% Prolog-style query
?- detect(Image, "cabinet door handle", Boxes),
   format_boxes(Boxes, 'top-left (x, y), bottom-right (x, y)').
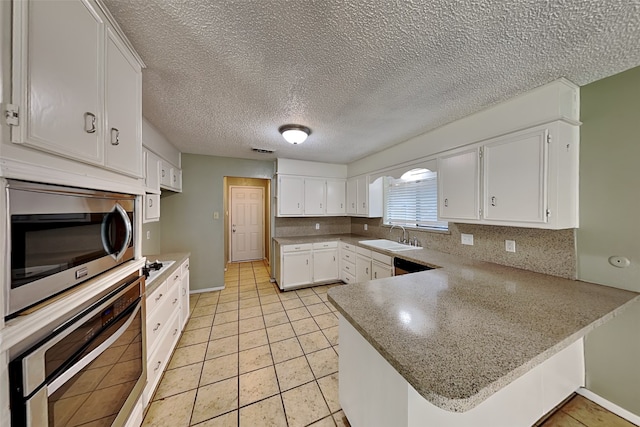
top-left (174, 274), bottom-right (180, 280)
top-left (444, 198), bottom-right (448, 207)
top-left (333, 256), bottom-right (336, 261)
top-left (153, 322), bottom-right (161, 332)
top-left (341, 203), bottom-right (343, 208)
top-left (374, 271), bottom-right (377, 279)
top-left (173, 298), bottom-right (178, 305)
top-left (182, 288), bottom-right (187, 296)
top-left (154, 361), bottom-right (162, 372)
top-left (84, 112), bottom-right (96, 133)
top-left (366, 267), bottom-right (369, 275)
top-left (173, 175), bottom-right (177, 183)
top-left (110, 127), bottom-right (120, 145)
top-left (173, 328), bottom-right (178, 336)
top-left (148, 198), bottom-right (153, 207)
top-left (491, 196), bottom-right (497, 207)
top-left (155, 293), bottom-right (163, 302)
top-left (306, 259), bottom-right (309, 265)
top-left (362, 202), bottom-right (365, 208)
top-left (162, 169), bottom-right (166, 177)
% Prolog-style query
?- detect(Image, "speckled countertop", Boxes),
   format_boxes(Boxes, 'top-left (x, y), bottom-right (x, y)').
top-left (275, 235), bottom-right (640, 412)
top-left (143, 252), bottom-right (190, 295)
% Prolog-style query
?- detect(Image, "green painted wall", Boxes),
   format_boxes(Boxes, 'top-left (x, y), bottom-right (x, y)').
top-left (160, 154), bottom-right (274, 291)
top-left (578, 66), bottom-right (640, 416)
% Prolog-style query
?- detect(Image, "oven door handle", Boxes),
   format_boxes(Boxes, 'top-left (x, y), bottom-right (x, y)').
top-left (101, 202), bottom-right (133, 261)
top-left (47, 300), bottom-right (141, 396)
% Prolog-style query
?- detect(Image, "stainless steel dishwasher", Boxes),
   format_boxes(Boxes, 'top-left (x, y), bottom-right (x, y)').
top-left (393, 257), bottom-right (433, 275)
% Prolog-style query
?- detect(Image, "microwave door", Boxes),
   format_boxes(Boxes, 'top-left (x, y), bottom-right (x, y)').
top-left (101, 203), bottom-right (133, 262)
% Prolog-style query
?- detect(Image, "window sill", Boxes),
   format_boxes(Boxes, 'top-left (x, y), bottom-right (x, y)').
top-left (382, 224), bottom-right (451, 235)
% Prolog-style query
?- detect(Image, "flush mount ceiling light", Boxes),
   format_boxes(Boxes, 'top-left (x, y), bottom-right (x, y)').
top-left (278, 124), bottom-right (311, 145)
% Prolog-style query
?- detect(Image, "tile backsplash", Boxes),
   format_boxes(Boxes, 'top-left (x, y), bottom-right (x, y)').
top-left (351, 218), bottom-right (576, 279)
top-left (274, 217), bottom-right (351, 237)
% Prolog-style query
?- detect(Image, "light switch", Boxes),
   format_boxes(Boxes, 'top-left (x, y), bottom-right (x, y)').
top-left (315, 223), bottom-right (320, 230)
top-left (461, 234), bottom-right (474, 245)
top-left (146, 230), bottom-right (151, 240)
top-left (364, 224), bottom-right (368, 231)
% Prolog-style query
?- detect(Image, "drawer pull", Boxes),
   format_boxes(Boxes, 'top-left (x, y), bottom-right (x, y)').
top-left (173, 328), bottom-right (179, 336)
top-left (153, 322), bottom-right (161, 332)
top-left (182, 288), bottom-right (187, 296)
top-left (174, 274), bottom-right (179, 280)
top-left (155, 293), bottom-right (164, 302)
top-left (173, 298), bottom-right (178, 305)
top-left (154, 361), bottom-right (162, 372)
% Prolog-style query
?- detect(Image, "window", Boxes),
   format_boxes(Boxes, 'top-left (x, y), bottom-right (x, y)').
top-left (384, 168), bottom-right (448, 230)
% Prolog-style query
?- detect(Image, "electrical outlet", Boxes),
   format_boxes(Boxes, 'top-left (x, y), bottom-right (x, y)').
top-left (315, 223), bottom-right (320, 230)
top-left (146, 231), bottom-right (151, 240)
top-left (461, 234), bottom-right (474, 245)
top-left (213, 211), bottom-right (219, 219)
top-left (364, 224), bottom-right (368, 231)
top-left (505, 240), bottom-right (516, 253)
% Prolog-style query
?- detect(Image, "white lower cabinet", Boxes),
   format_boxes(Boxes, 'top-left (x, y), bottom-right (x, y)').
top-left (372, 261), bottom-right (393, 280)
top-left (281, 248), bottom-right (313, 289)
top-left (278, 242), bottom-right (341, 290)
top-left (312, 242), bottom-right (339, 283)
top-left (356, 253), bottom-right (372, 283)
top-left (143, 258), bottom-right (190, 407)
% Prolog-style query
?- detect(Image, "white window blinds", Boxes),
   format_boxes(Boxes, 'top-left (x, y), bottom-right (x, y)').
top-left (384, 169), bottom-right (448, 230)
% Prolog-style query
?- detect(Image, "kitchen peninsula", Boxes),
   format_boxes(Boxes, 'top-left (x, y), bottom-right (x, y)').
top-left (326, 245), bottom-right (639, 427)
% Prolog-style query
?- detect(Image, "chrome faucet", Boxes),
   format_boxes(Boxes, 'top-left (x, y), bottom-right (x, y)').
top-left (389, 225), bottom-right (407, 244)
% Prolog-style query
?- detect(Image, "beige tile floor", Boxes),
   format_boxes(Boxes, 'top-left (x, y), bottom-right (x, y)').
top-left (143, 260), bottom-right (350, 427)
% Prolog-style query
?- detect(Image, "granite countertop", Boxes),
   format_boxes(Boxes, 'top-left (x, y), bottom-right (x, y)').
top-left (143, 252), bottom-right (190, 295)
top-left (317, 237), bottom-right (640, 413)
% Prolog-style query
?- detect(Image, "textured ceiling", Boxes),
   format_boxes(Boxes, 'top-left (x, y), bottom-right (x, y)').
top-left (104, 0), bottom-right (640, 164)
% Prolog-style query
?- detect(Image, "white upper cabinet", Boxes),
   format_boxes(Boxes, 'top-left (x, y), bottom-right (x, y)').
top-left (436, 121), bottom-right (579, 229)
top-left (347, 175), bottom-right (383, 218)
top-left (104, 27), bottom-right (142, 177)
top-left (143, 148), bottom-right (161, 193)
top-left (276, 174), bottom-right (347, 217)
top-left (483, 127), bottom-right (547, 223)
top-left (346, 179), bottom-right (357, 214)
top-left (304, 178), bottom-right (326, 216)
top-left (10, 0), bottom-right (144, 178)
top-left (326, 179), bottom-right (346, 215)
top-left (278, 175), bottom-right (305, 216)
top-left (438, 147), bottom-right (481, 221)
top-left (13, 0), bottom-right (104, 164)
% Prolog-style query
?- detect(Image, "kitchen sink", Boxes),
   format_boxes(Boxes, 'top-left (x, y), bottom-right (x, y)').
top-left (358, 239), bottom-right (420, 252)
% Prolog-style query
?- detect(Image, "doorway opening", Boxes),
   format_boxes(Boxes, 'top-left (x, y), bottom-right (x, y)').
top-left (224, 177), bottom-right (271, 268)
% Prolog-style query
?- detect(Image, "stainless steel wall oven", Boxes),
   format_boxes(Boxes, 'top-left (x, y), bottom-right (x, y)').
top-left (9, 273), bottom-right (146, 427)
top-left (5, 180), bottom-right (135, 318)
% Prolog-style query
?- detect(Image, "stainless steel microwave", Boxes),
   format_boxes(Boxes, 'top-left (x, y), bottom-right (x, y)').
top-left (5, 179), bottom-right (136, 318)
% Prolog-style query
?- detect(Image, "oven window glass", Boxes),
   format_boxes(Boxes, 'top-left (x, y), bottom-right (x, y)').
top-left (46, 309), bottom-right (142, 426)
top-left (10, 210), bottom-right (134, 289)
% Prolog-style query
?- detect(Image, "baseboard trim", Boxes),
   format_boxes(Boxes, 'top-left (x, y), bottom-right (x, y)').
top-left (189, 286), bottom-right (224, 294)
top-left (577, 388), bottom-right (640, 425)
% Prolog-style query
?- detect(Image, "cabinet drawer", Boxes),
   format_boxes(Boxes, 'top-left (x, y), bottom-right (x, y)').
top-left (341, 251), bottom-right (355, 263)
top-left (146, 280), bottom-right (167, 315)
top-left (342, 272), bottom-right (356, 284)
top-left (341, 260), bottom-right (355, 275)
top-left (282, 243), bottom-right (313, 252)
top-left (371, 251), bottom-right (392, 265)
top-left (166, 267), bottom-right (182, 290)
top-left (147, 283), bottom-right (180, 352)
top-left (356, 246), bottom-right (372, 257)
top-left (146, 311), bottom-right (181, 394)
top-left (340, 242), bottom-right (355, 253)
top-left (313, 241), bottom-right (338, 250)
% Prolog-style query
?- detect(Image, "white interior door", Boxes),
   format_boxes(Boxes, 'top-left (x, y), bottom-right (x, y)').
top-left (231, 186), bottom-right (264, 262)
